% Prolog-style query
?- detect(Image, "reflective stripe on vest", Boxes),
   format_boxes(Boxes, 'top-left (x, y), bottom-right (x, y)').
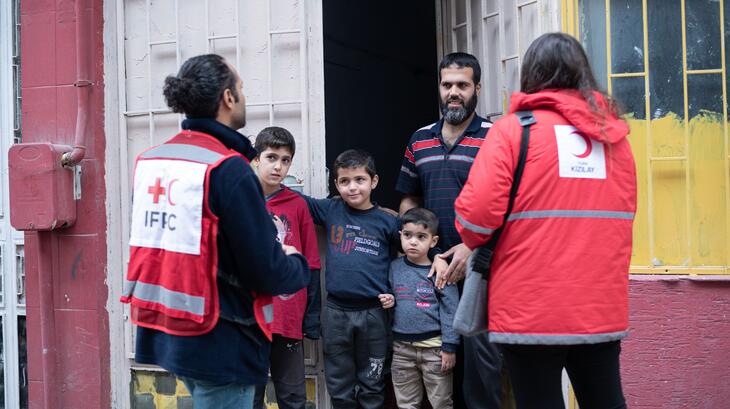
top-left (123, 279), bottom-right (205, 317)
top-left (263, 303), bottom-right (274, 323)
top-left (141, 143), bottom-right (225, 164)
top-left (456, 212), bottom-right (495, 235)
top-left (507, 210), bottom-right (635, 221)
top-left (456, 209), bottom-right (635, 236)
top-left (489, 330), bottom-right (628, 345)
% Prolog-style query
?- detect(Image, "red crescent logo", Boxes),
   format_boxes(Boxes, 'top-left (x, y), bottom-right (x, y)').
top-left (571, 131), bottom-right (592, 158)
top-left (167, 179), bottom-right (178, 206)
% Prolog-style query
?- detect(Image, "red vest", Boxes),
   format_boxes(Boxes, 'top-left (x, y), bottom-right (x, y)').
top-left (121, 130), bottom-right (273, 338)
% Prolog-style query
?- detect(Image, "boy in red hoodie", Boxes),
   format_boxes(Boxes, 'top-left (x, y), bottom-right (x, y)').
top-left (252, 127), bottom-right (322, 409)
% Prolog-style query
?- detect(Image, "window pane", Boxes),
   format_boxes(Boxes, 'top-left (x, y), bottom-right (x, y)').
top-left (579, 0), bottom-right (608, 91)
top-left (12, 0), bottom-right (21, 144)
top-left (0, 318), bottom-right (4, 408)
top-left (454, 0), bottom-right (467, 24)
top-left (648, 0), bottom-right (684, 119)
top-left (18, 316), bottom-right (27, 409)
top-left (687, 74), bottom-right (723, 118)
top-left (16, 245), bottom-right (24, 306)
top-left (0, 246), bottom-right (4, 306)
top-left (686, 0), bottom-right (721, 70)
top-left (612, 76), bottom-right (646, 119)
top-left (610, 0), bottom-right (644, 74)
top-left (455, 26), bottom-right (467, 52)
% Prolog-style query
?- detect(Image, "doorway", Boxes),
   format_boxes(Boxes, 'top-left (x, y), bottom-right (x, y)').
top-left (322, 0), bottom-right (440, 210)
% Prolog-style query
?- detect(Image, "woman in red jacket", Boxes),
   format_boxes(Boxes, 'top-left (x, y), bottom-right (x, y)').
top-left (454, 33), bottom-right (635, 409)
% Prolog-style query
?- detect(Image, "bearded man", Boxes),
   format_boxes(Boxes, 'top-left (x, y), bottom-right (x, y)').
top-left (396, 52), bottom-right (503, 409)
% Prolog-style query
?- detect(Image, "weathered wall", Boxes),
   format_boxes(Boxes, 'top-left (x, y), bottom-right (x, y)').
top-left (21, 0), bottom-right (109, 408)
top-left (130, 371), bottom-right (318, 409)
top-left (623, 278), bottom-right (730, 408)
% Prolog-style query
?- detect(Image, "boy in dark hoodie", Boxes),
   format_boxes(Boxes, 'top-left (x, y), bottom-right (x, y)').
top-left (251, 127), bottom-right (321, 409)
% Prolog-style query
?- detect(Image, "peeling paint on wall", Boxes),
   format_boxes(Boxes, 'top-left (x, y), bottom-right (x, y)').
top-left (627, 112), bottom-right (727, 272)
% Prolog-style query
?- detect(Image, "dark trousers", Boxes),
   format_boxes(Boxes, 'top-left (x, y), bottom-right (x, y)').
top-left (500, 341), bottom-right (626, 409)
top-left (253, 335), bottom-right (306, 409)
top-left (323, 303), bottom-right (390, 409)
top-left (462, 333), bottom-right (503, 409)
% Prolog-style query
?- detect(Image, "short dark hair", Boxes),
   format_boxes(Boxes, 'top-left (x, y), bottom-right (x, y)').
top-left (401, 208), bottom-right (439, 235)
top-left (439, 52), bottom-right (481, 85)
top-left (333, 149), bottom-right (377, 178)
top-left (163, 54), bottom-right (238, 118)
top-left (255, 126), bottom-right (296, 157)
top-left (520, 32), bottom-right (619, 116)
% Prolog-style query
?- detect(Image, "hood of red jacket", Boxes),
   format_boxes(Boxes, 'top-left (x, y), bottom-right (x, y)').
top-left (509, 89), bottom-right (629, 144)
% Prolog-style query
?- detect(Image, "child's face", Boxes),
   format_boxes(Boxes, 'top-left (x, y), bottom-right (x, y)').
top-left (400, 222), bottom-right (438, 261)
top-left (253, 146), bottom-right (293, 191)
top-left (335, 166), bottom-right (378, 210)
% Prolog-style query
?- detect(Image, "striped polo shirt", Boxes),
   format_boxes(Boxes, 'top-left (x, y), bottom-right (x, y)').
top-left (396, 114), bottom-right (491, 250)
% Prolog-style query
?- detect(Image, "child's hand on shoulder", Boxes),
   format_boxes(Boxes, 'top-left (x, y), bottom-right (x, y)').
top-left (440, 350), bottom-right (456, 372)
top-left (282, 244), bottom-right (300, 256)
top-left (378, 293), bottom-right (395, 309)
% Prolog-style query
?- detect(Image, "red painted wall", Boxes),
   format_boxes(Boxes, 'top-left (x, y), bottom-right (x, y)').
top-left (20, 0), bottom-right (109, 408)
top-left (623, 278), bottom-right (730, 408)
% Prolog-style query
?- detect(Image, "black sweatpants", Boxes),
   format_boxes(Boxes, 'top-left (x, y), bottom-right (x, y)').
top-left (253, 335), bottom-right (306, 409)
top-left (500, 341), bottom-right (626, 409)
top-left (323, 303), bottom-right (390, 409)
top-left (462, 332), bottom-right (503, 409)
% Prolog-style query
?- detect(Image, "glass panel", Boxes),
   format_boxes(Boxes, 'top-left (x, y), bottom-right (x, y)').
top-left (505, 58), bottom-right (520, 105)
top-left (518, 3), bottom-right (538, 57)
top-left (485, 0), bottom-right (498, 14)
top-left (483, 15), bottom-right (501, 113)
top-left (454, 0), bottom-right (467, 24)
top-left (0, 246), bottom-right (4, 306)
top-left (612, 76), bottom-right (646, 119)
top-left (610, 0), bottom-right (644, 74)
top-left (687, 74), bottom-right (723, 118)
top-left (685, 0), bottom-right (721, 70)
top-left (271, 32), bottom-right (301, 102)
top-left (271, 0), bottom-right (300, 32)
top-left (12, 0), bottom-right (21, 144)
top-left (503, 0), bottom-right (517, 56)
top-left (579, 0), bottom-right (608, 91)
top-left (455, 26), bottom-right (467, 52)
top-left (0, 318), bottom-right (4, 408)
top-left (648, 0), bottom-right (684, 119)
top-left (16, 245), bottom-right (25, 306)
top-left (18, 316), bottom-right (27, 409)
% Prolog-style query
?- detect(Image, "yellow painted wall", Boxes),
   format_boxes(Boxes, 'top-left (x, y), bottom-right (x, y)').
top-left (628, 113), bottom-right (727, 273)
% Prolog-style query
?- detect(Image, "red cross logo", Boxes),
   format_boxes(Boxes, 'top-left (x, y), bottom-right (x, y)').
top-left (147, 177), bottom-right (166, 204)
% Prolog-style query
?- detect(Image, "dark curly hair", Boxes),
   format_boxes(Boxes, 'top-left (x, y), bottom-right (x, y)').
top-left (163, 54), bottom-right (239, 118)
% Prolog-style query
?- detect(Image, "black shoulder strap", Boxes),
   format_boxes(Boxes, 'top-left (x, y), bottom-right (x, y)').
top-left (486, 110), bottom-right (535, 250)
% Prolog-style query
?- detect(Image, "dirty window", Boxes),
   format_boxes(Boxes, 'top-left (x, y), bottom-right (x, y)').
top-left (612, 76), bottom-right (645, 118)
top-left (686, 0), bottom-right (721, 71)
top-left (610, 0), bottom-right (644, 74)
top-left (647, 0), bottom-right (684, 119)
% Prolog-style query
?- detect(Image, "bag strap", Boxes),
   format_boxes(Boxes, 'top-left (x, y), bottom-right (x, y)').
top-left (485, 110), bottom-right (535, 250)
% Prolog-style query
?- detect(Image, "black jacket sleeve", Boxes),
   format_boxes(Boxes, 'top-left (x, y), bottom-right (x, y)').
top-left (209, 157), bottom-right (309, 295)
top-left (302, 268), bottom-right (322, 339)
